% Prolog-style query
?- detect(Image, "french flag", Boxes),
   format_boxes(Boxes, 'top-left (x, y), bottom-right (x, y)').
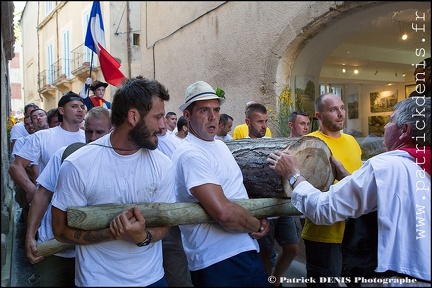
top-left (85, 1), bottom-right (126, 87)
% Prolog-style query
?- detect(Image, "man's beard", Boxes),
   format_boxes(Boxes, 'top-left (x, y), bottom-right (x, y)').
top-left (322, 118), bottom-right (344, 132)
top-left (129, 118), bottom-right (158, 150)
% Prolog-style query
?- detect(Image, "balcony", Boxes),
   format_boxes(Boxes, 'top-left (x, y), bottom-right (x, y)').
top-left (37, 69), bottom-right (56, 98)
top-left (71, 44), bottom-right (99, 80)
top-left (51, 59), bottom-right (73, 93)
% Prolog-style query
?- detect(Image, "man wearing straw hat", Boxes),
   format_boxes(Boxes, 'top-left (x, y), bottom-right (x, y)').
top-left (172, 80), bottom-right (272, 287)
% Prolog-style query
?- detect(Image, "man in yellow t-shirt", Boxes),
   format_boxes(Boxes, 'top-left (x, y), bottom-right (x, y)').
top-left (232, 101), bottom-right (272, 139)
top-left (303, 93), bottom-right (363, 287)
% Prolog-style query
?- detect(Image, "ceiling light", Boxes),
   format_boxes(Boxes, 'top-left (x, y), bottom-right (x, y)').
top-left (354, 69), bottom-right (359, 75)
top-left (342, 68), bottom-right (346, 73)
top-left (399, 21), bottom-right (408, 41)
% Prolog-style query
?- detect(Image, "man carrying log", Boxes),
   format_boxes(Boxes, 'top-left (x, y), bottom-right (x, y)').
top-left (172, 81), bottom-right (271, 287)
top-left (25, 107), bottom-right (112, 286)
top-left (51, 77), bottom-right (175, 287)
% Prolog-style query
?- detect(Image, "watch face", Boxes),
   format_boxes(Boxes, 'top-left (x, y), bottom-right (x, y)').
top-left (137, 230), bottom-right (152, 247)
top-left (289, 174), bottom-right (300, 188)
top-left (289, 176), bottom-right (296, 186)
top-left (137, 239), bottom-right (150, 247)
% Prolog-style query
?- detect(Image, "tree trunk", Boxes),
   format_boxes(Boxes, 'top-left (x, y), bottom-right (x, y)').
top-left (67, 198), bottom-right (300, 230)
top-left (225, 136), bottom-right (334, 198)
top-left (39, 198), bottom-right (300, 257)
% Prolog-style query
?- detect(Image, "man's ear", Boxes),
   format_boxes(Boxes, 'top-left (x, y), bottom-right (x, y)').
top-left (183, 110), bottom-right (190, 121)
top-left (245, 118), bottom-right (250, 125)
top-left (400, 123), bottom-right (412, 140)
top-left (127, 108), bottom-right (140, 126)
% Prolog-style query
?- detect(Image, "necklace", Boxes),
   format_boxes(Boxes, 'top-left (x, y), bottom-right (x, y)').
top-left (88, 143), bottom-right (140, 151)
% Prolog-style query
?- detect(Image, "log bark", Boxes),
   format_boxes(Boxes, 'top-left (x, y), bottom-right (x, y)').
top-left (39, 198), bottom-right (300, 257)
top-left (38, 240), bottom-right (75, 258)
top-left (226, 136), bottom-right (335, 198)
top-left (67, 198), bottom-right (300, 230)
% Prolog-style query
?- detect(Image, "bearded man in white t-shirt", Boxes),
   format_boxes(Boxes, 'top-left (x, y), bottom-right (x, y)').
top-left (52, 77), bottom-right (176, 287)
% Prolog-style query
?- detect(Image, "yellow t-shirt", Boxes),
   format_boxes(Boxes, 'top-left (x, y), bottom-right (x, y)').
top-left (301, 130), bottom-right (363, 243)
top-left (232, 123), bottom-right (272, 139)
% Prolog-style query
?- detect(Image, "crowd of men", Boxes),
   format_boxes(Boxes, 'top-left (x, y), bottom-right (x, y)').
top-left (7, 66), bottom-right (431, 287)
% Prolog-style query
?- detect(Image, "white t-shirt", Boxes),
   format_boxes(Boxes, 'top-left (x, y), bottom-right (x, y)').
top-left (158, 133), bottom-right (184, 158)
top-left (171, 133), bottom-right (259, 271)
top-left (291, 150), bottom-right (431, 281)
top-left (214, 134), bottom-right (233, 141)
top-left (11, 135), bottom-right (27, 159)
top-left (52, 133), bottom-right (176, 286)
top-left (10, 121), bottom-right (29, 141)
top-left (11, 135), bottom-right (38, 166)
top-left (16, 125), bottom-right (85, 173)
top-left (36, 146), bottom-right (75, 258)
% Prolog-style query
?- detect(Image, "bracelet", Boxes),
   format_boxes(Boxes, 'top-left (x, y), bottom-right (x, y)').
top-left (136, 229), bottom-right (152, 247)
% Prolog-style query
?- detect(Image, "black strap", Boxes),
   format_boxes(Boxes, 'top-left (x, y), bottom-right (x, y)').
top-left (61, 142), bottom-right (87, 163)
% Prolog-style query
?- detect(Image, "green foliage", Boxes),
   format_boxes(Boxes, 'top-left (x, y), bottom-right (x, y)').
top-left (215, 87), bottom-right (225, 99)
top-left (304, 80), bottom-right (315, 100)
top-left (270, 87), bottom-right (295, 137)
top-left (7, 116), bottom-right (15, 153)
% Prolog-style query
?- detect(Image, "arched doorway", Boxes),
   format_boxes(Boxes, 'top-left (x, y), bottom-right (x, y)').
top-left (269, 1), bottom-right (430, 158)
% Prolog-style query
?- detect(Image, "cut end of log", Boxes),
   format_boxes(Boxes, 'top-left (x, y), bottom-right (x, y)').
top-left (226, 136), bottom-right (334, 198)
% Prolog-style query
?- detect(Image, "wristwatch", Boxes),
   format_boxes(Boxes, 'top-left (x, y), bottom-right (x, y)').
top-left (289, 173), bottom-right (302, 189)
top-left (136, 229), bottom-right (152, 247)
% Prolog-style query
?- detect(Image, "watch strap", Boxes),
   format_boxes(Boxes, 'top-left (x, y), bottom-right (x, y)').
top-left (289, 173), bottom-right (302, 188)
top-left (136, 229), bottom-right (152, 247)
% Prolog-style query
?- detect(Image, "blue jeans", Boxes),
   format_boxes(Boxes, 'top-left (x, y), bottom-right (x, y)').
top-left (190, 250), bottom-right (272, 287)
top-left (148, 276), bottom-right (168, 287)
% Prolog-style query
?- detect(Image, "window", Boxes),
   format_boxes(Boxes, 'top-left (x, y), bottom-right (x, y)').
top-left (46, 43), bottom-right (54, 83)
top-left (83, 11), bottom-right (94, 63)
top-left (133, 33), bottom-right (140, 46)
top-left (45, 2), bottom-right (54, 16)
top-left (62, 29), bottom-right (71, 77)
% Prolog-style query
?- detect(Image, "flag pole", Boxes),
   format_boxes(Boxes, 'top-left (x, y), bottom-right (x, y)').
top-left (87, 52), bottom-right (94, 98)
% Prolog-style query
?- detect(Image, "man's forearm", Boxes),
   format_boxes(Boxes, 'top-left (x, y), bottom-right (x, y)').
top-left (9, 162), bottom-right (36, 196)
top-left (26, 187), bottom-right (52, 242)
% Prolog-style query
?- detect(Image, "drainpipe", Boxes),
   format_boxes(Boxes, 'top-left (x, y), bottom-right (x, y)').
top-left (126, 1), bottom-right (131, 77)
